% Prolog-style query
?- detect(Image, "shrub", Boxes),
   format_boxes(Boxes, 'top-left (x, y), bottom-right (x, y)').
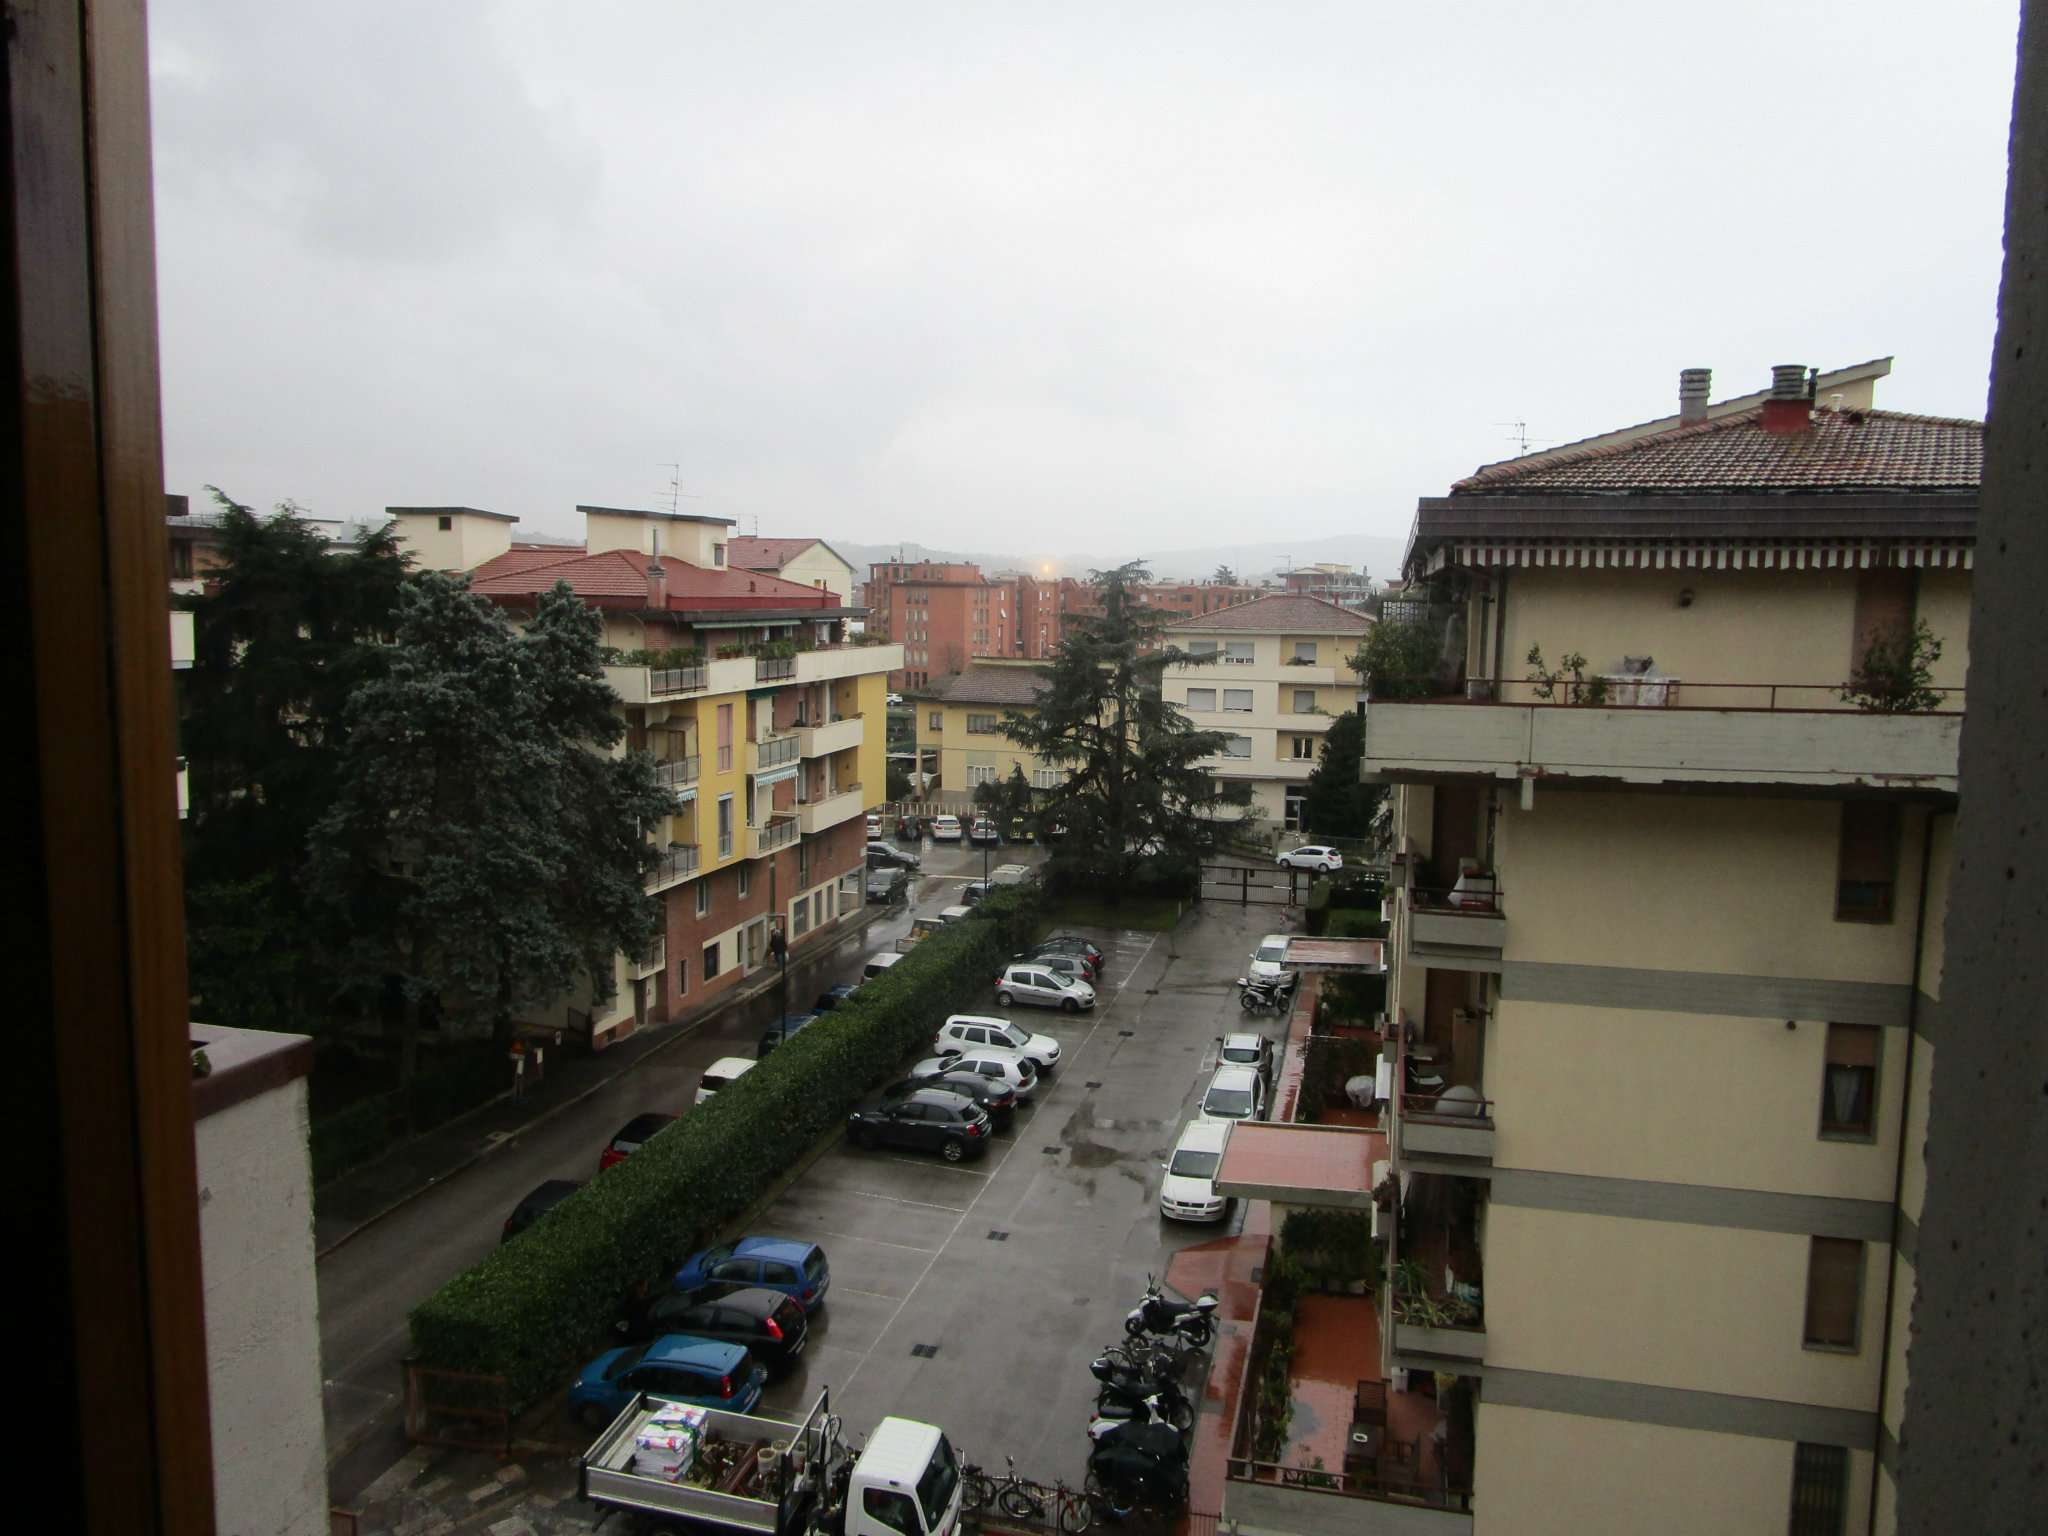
top-left (1841, 620), bottom-right (1945, 712)
top-left (409, 885), bottom-right (1043, 1404)
top-left (1297, 1033), bottom-right (1379, 1123)
top-left (1279, 1208), bottom-right (1380, 1293)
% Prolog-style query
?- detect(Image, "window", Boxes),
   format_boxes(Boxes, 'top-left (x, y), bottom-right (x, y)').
top-left (1788, 1443), bottom-right (1848, 1536)
top-left (967, 713), bottom-right (999, 734)
top-left (712, 542), bottom-right (726, 567)
top-left (674, 957), bottom-right (688, 995)
top-left (738, 864), bottom-right (751, 898)
top-left (1292, 736), bottom-right (1317, 760)
top-left (1820, 1024), bottom-right (1879, 1138)
top-left (1293, 689), bottom-right (1316, 713)
top-left (717, 703), bottom-right (734, 773)
top-left (1293, 641), bottom-right (1317, 662)
top-left (1032, 767), bottom-right (1062, 789)
top-left (437, 514), bottom-right (452, 531)
top-left (1803, 1238), bottom-right (1863, 1350)
top-left (1836, 802), bottom-right (1900, 921)
top-left (1222, 735), bottom-right (1253, 758)
top-left (1185, 687), bottom-right (1216, 711)
top-left (718, 794), bottom-right (734, 859)
top-left (695, 881), bottom-right (710, 918)
top-left (929, 711), bottom-right (942, 732)
top-left (792, 898), bottom-right (811, 937)
top-left (1187, 640), bottom-right (1218, 658)
top-left (966, 764), bottom-right (997, 787)
top-left (703, 940), bottom-right (721, 980)
top-left (1222, 689), bottom-right (1254, 712)
top-left (1224, 641), bottom-right (1254, 664)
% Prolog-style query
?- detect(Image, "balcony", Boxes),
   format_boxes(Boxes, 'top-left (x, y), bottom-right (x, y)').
top-left (1402, 884), bottom-right (1504, 973)
top-left (1385, 1173), bottom-right (1487, 1371)
top-left (603, 663), bottom-right (709, 704)
top-left (1276, 710), bottom-right (1338, 732)
top-left (797, 783), bottom-right (865, 835)
top-left (751, 816), bottom-right (800, 856)
top-left (1362, 681), bottom-right (1963, 793)
top-left (654, 755), bottom-right (701, 792)
top-left (751, 733), bottom-right (801, 772)
top-left (755, 653), bottom-right (797, 682)
top-left (629, 935), bottom-right (666, 978)
top-left (797, 714), bottom-right (864, 757)
top-left (795, 641), bottom-right (903, 684)
top-left (646, 843), bottom-right (700, 893)
top-left (1226, 1276), bottom-right (1473, 1531)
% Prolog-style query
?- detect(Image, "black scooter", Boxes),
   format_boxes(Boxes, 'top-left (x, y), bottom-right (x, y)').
top-left (1124, 1276), bottom-right (1218, 1347)
top-left (1237, 972), bottom-right (1297, 1013)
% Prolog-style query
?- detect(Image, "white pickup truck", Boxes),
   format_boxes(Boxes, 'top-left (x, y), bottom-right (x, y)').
top-left (580, 1387), bottom-right (964, 1536)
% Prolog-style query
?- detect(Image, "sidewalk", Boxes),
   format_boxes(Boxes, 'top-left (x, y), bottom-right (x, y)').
top-left (314, 905), bottom-right (886, 1256)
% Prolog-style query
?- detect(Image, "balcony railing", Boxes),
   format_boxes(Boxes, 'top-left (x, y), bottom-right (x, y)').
top-left (646, 843), bottom-right (700, 891)
top-left (753, 816), bottom-right (800, 855)
top-left (629, 935), bottom-right (666, 976)
top-left (649, 665), bottom-right (708, 696)
top-left (754, 734), bottom-right (801, 769)
top-left (654, 755), bottom-right (701, 789)
top-left (755, 654), bottom-right (797, 682)
top-left (1404, 883), bottom-right (1506, 971)
top-left (796, 714), bottom-right (863, 758)
top-left (1379, 675), bottom-right (1964, 713)
top-left (797, 783), bottom-right (864, 835)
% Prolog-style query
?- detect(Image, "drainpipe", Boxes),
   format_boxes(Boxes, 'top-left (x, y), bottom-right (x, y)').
top-left (1865, 807), bottom-right (1938, 1529)
top-left (1489, 571), bottom-right (1509, 699)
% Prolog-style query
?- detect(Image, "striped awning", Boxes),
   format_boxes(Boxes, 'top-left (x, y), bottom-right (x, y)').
top-left (752, 765), bottom-right (801, 789)
top-left (1427, 539), bottom-right (1974, 574)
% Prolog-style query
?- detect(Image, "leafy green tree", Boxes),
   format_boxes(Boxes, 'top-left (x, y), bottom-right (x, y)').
top-left (306, 576), bottom-right (669, 1083)
top-left (1350, 619), bottom-right (1442, 700)
top-left (1213, 564), bottom-right (1238, 585)
top-left (181, 491), bottom-right (412, 1030)
top-left (1003, 561), bottom-right (1247, 892)
top-left (1000, 763), bottom-right (1034, 825)
top-left (1300, 710), bottom-right (1383, 841)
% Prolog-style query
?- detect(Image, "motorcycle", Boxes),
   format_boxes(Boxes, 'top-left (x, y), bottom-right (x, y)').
top-left (1085, 1421), bottom-right (1189, 1521)
top-left (1123, 1276), bottom-right (1218, 1347)
top-left (1086, 1389), bottom-right (1191, 1440)
top-left (1236, 973), bottom-right (1296, 1013)
top-left (1090, 1358), bottom-right (1195, 1434)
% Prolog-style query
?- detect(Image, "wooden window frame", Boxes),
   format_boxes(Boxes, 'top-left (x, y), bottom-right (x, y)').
top-left (1835, 801), bottom-right (1901, 924)
top-left (1802, 1237), bottom-right (1865, 1352)
top-left (1819, 1023), bottom-right (1881, 1142)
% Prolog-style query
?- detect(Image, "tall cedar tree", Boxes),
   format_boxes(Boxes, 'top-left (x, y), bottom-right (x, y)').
top-left (1300, 709), bottom-right (1384, 841)
top-left (1003, 561), bottom-right (1247, 891)
top-left (306, 576), bottom-right (668, 1081)
top-left (181, 492), bottom-right (412, 1031)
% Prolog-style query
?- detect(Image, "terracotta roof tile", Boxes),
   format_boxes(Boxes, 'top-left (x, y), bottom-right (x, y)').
top-left (1456, 407), bottom-right (1982, 495)
top-left (469, 547), bottom-right (834, 607)
top-left (727, 536), bottom-right (819, 568)
top-left (915, 665), bottom-right (1052, 706)
top-left (1164, 594), bottom-right (1372, 634)
top-left (468, 547), bottom-right (589, 582)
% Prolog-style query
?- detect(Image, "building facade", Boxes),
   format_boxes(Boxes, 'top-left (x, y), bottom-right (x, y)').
top-left (1161, 594), bottom-right (1371, 831)
top-left (1215, 364), bottom-right (1973, 1536)
top-left (1280, 562), bottom-right (1374, 611)
top-left (907, 660), bottom-right (1069, 808)
top-left (408, 504), bottom-right (899, 1050)
top-left (726, 535), bottom-right (859, 606)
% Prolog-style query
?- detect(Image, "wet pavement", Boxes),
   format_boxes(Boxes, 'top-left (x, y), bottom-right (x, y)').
top-left (329, 889), bottom-right (1296, 1532)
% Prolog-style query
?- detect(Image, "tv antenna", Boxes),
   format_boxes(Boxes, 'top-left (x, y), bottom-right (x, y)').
top-left (1496, 421), bottom-right (1535, 455)
top-left (657, 463), bottom-right (704, 515)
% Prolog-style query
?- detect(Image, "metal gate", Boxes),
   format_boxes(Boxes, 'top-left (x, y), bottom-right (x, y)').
top-left (1199, 863), bottom-right (1304, 906)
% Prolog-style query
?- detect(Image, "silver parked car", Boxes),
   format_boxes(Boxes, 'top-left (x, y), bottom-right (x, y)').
top-left (994, 963), bottom-right (1097, 1012)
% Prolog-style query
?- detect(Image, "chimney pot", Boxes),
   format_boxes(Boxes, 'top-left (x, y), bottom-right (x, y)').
top-left (1769, 364), bottom-right (1810, 400)
top-left (1761, 363), bottom-right (1816, 434)
top-left (1678, 368), bottom-right (1712, 423)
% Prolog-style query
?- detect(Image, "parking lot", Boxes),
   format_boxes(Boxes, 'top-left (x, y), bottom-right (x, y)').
top-left (741, 901), bottom-right (1284, 1484)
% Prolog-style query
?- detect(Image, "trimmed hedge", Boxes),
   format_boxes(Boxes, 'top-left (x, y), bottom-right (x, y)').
top-left (409, 885), bottom-right (1043, 1404)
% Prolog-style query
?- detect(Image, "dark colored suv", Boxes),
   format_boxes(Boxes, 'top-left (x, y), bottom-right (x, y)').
top-left (614, 1285), bottom-right (810, 1370)
top-left (846, 1086), bottom-right (992, 1162)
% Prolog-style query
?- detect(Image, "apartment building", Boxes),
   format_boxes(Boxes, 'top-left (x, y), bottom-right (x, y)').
top-left (908, 660), bottom-right (1069, 807)
top-left (1161, 594), bottom-right (1371, 831)
top-left (1280, 562), bottom-right (1374, 611)
top-left (1214, 364), bottom-right (1973, 1536)
top-left (403, 503), bottom-right (899, 1050)
top-left (726, 535), bottom-right (859, 606)
top-left (864, 559), bottom-right (1013, 688)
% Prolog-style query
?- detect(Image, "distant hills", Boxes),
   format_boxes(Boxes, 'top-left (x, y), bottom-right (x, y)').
top-left (831, 531), bottom-right (1408, 585)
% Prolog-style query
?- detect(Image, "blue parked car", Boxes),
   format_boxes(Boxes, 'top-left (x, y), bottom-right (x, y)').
top-left (568, 1335), bottom-right (765, 1429)
top-left (813, 984), bottom-right (859, 1011)
top-left (755, 1010), bottom-right (820, 1059)
top-left (672, 1237), bottom-right (831, 1312)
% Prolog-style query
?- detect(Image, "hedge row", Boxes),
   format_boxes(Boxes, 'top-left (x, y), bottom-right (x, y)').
top-left (409, 886), bottom-right (1043, 1405)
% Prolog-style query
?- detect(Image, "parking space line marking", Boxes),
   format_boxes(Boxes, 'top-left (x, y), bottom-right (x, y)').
top-left (839, 1189), bottom-right (969, 1213)
top-left (881, 1156), bottom-right (988, 1177)
top-left (812, 1231), bottom-right (941, 1255)
top-left (830, 1286), bottom-right (901, 1300)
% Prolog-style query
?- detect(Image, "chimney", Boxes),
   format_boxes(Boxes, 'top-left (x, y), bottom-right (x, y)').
top-left (646, 528), bottom-right (667, 608)
top-left (1677, 368), bottom-right (1711, 423)
top-left (1760, 363), bottom-right (1815, 435)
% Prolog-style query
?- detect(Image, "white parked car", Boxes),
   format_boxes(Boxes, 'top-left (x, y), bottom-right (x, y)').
top-left (995, 962), bottom-right (1097, 1012)
top-left (695, 1057), bottom-right (755, 1107)
top-left (934, 1014), bottom-right (1062, 1073)
top-left (1247, 933), bottom-right (1289, 983)
top-left (1199, 1064), bottom-right (1266, 1123)
top-left (1277, 844), bottom-right (1343, 873)
top-left (863, 951), bottom-right (906, 981)
top-left (931, 814), bottom-right (964, 842)
top-left (1159, 1118), bottom-right (1232, 1222)
top-left (1219, 1031), bottom-right (1274, 1079)
top-left (911, 1050), bottom-right (1038, 1100)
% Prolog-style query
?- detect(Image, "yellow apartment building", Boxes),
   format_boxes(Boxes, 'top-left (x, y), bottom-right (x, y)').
top-left (1216, 363), bottom-right (1973, 1536)
top-left (394, 503), bottom-right (898, 1049)
top-left (1160, 594), bottom-right (1372, 833)
top-left (908, 659), bottom-right (1069, 808)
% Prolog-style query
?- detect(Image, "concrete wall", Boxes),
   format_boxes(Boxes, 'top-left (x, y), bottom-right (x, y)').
top-left (584, 509), bottom-right (727, 566)
top-left (1484, 1204), bottom-right (1885, 1410)
top-left (916, 699), bottom-right (1068, 793)
top-left (196, 1077), bottom-right (329, 1536)
top-left (1472, 1403), bottom-right (1870, 1536)
top-left (389, 509), bottom-right (514, 572)
top-left (772, 544), bottom-right (856, 605)
top-left (1497, 793), bottom-right (1929, 985)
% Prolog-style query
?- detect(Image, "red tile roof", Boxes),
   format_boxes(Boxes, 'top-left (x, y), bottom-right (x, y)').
top-left (468, 546), bottom-right (589, 582)
top-left (1165, 594), bottom-right (1372, 634)
top-left (727, 536), bottom-right (828, 570)
top-left (469, 547), bottom-right (837, 610)
top-left (1455, 407), bottom-right (1982, 495)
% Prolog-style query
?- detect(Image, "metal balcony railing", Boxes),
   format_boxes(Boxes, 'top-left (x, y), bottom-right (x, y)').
top-left (755, 654), bottom-right (797, 682)
top-left (647, 843), bottom-right (700, 888)
top-left (756, 735), bottom-right (801, 769)
top-left (755, 816), bottom-right (800, 853)
top-left (654, 755), bottom-right (701, 788)
top-left (649, 665), bottom-right (708, 696)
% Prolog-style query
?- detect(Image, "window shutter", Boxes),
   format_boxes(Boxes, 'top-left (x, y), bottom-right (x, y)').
top-left (1803, 1238), bottom-right (1862, 1347)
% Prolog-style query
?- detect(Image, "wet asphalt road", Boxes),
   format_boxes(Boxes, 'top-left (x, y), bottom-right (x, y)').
top-left (319, 836), bottom-right (1287, 1502)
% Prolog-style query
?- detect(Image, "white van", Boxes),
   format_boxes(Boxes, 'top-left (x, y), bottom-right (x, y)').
top-left (1159, 1118), bottom-right (1232, 1222)
top-left (863, 951), bottom-right (906, 982)
top-left (937, 904), bottom-right (974, 924)
top-left (695, 1056), bottom-right (755, 1107)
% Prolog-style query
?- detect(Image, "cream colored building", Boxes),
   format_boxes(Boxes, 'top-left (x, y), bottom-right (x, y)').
top-left (1161, 594), bottom-right (1371, 832)
top-left (727, 535), bottom-right (859, 606)
top-left (391, 505), bottom-right (898, 1050)
top-left (909, 660), bottom-right (1069, 808)
top-left (1217, 364), bottom-right (1974, 1536)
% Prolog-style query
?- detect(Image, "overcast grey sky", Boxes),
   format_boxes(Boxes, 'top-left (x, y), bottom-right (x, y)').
top-left (149, 1), bottom-right (2020, 556)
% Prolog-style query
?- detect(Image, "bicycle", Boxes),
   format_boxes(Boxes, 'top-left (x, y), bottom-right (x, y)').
top-left (964, 1456), bottom-right (1092, 1534)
